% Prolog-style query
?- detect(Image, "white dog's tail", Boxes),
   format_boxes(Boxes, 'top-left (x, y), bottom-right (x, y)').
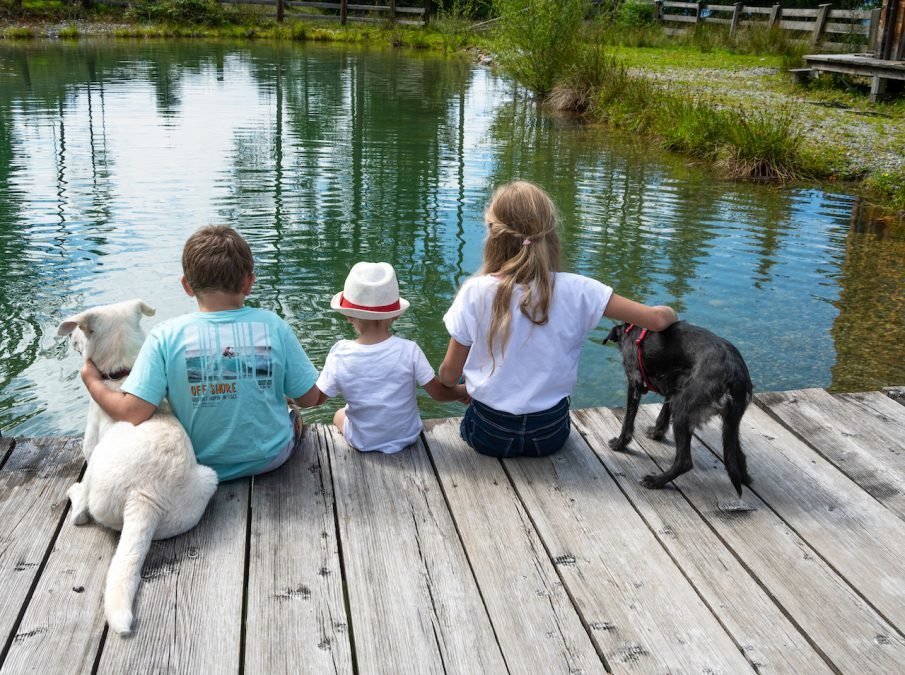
top-left (105, 493), bottom-right (162, 636)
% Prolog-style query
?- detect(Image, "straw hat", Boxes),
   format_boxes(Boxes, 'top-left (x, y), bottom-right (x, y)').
top-left (330, 262), bottom-right (410, 320)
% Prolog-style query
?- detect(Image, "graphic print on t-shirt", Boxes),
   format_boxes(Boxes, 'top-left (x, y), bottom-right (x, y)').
top-left (185, 322), bottom-right (274, 407)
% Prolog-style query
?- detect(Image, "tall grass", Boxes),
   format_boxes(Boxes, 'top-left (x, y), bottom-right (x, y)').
top-left (547, 46), bottom-right (819, 182)
top-left (718, 109), bottom-right (805, 181)
top-left (493, 0), bottom-right (589, 95)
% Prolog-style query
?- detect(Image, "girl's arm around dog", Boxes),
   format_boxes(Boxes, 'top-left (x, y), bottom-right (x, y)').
top-left (604, 294), bottom-right (677, 331)
top-left (81, 360), bottom-right (158, 425)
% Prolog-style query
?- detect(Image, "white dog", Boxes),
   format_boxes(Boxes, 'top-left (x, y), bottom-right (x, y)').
top-left (57, 299), bottom-right (218, 636)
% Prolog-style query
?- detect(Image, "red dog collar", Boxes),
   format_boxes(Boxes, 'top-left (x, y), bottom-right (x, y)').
top-left (626, 324), bottom-right (660, 395)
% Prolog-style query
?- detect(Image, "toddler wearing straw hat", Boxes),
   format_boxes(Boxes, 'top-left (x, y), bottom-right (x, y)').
top-left (314, 262), bottom-right (468, 453)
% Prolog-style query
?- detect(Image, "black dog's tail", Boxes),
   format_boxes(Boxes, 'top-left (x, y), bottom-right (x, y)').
top-left (722, 392), bottom-right (751, 496)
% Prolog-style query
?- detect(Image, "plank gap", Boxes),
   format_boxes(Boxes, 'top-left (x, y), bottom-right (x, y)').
top-left (419, 428), bottom-right (513, 675)
top-left (239, 477), bottom-right (253, 675)
top-left (322, 427), bottom-right (360, 675)
top-left (497, 455), bottom-right (615, 674)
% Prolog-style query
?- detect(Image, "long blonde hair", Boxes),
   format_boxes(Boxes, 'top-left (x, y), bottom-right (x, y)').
top-left (480, 181), bottom-right (561, 367)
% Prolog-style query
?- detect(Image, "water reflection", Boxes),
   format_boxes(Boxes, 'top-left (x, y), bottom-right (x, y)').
top-left (0, 40), bottom-right (902, 437)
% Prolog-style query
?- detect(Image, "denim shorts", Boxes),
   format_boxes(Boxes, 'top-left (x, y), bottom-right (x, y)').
top-left (460, 397), bottom-right (571, 458)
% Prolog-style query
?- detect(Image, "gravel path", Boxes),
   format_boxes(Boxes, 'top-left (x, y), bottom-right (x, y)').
top-left (641, 65), bottom-right (905, 176)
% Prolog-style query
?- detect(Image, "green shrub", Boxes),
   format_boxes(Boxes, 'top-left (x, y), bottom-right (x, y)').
top-left (616, 0), bottom-right (655, 28)
top-left (494, 0), bottom-right (589, 95)
top-left (126, 0), bottom-right (231, 26)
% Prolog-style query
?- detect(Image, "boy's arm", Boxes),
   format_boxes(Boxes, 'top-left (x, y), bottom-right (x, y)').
top-left (81, 360), bottom-right (157, 425)
top-left (603, 294), bottom-right (677, 331)
top-left (292, 383), bottom-right (328, 408)
top-left (423, 378), bottom-right (469, 403)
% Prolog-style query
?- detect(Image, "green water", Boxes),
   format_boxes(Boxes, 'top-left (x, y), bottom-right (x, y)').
top-left (1, 40), bottom-right (903, 437)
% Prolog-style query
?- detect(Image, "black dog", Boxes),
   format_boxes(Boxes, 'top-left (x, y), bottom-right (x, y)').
top-left (603, 321), bottom-right (753, 495)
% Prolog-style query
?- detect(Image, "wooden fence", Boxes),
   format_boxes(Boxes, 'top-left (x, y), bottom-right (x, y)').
top-left (654, 1), bottom-right (879, 49)
top-left (198, 0), bottom-right (428, 25)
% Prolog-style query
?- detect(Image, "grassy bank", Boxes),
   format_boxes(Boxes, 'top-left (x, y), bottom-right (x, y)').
top-left (490, 0), bottom-right (904, 211)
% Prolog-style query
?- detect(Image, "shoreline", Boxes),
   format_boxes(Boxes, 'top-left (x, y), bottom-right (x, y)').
top-left (2, 18), bottom-right (903, 217)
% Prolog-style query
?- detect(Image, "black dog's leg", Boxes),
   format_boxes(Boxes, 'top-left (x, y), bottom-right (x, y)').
top-left (646, 399), bottom-right (671, 440)
top-left (722, 406), bottom-right (752, 496)
top-left (609, 384), bottom-right (643, 452)
top-left (641, 413), bottom-right (694, 489)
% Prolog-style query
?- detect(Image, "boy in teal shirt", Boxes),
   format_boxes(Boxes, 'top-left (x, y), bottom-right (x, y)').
top-left (80, 225), bottom-right (321, 481)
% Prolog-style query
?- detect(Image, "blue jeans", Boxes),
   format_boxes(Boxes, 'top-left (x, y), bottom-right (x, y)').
top-left (460, 397), bottom-right (571, 458)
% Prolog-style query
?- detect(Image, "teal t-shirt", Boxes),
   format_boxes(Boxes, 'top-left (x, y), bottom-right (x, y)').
top-left (123, 307), bottom-right (318, 481)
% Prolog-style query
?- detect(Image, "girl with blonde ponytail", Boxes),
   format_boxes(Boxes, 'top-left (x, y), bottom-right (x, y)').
top-left (439, 181), bottom-right (677, 458)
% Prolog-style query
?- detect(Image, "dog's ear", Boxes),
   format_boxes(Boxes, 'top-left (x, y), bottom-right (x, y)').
top-left (57, 312), bottom-right (94, 337)
top-left (602, 324), bottom-right (623, 345)
top-left (133, 300), bottom-right (156, 318)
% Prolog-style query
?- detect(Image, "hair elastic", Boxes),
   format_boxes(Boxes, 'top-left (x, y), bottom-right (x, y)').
top-left (522, 239), bottom-right (531, 246)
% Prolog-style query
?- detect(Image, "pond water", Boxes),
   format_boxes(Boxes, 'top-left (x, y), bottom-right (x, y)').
top-left (1, 40), bottom-right (903, 437)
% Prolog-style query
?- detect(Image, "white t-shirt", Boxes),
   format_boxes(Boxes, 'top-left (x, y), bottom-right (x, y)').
top-left (443, 273), bottom-right (612, 415)
top-left (316, 336), bottom-right (436, 454)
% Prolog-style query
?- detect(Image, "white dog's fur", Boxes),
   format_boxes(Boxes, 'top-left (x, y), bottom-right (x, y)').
top-left (58, 299), bottom-right (218, 637)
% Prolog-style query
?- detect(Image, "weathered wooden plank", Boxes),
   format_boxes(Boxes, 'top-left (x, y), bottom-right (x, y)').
top-left (2, 488), bottom-right (116, 673)
top-left (0, 437), bottom-right (85, 664)
top-left (829, 8), bottom-right (873, 19)
top-left (94, 479), bottom-right (249, 673)
top-left (571, 408), bottom-right (834, 673)
top-left (825, 21), bottom-right (870, 35)
top-left (757, 388), bottom-right (905, 519)
top-left (578, 404), bottom-right (905, 671)
top-left (781, 7), bottom-right (821, 17)
top-left (503, 428), bottom-right (755, 672)
top-left (424, 419), bottom-right (604, 675)
top-left (779, 19), bottom-right (817, 31)
top-left (837, 390), bottom-right (905, 431)
top-left (326, 426), bottom-right (506, 674)
top-left (695, 403), bottom-right (905, 636)
top-left (244, 428), bottom-right (352, 674)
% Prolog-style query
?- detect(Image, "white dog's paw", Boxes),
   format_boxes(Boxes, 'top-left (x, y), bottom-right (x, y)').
top-left (67, 483), bottom-right (90, 526)
top-left (70, 510), bottom-right (90, 526)
top-left (106, 609), bottom-right (133, 636)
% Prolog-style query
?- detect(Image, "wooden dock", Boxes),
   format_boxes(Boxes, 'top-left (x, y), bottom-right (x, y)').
top-left (2, 387), bottom-right (905, 673)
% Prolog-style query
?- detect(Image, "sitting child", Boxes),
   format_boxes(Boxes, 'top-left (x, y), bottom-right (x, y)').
top-left (438, 181), bottom-right (677, 458)
top-left (315, 261), bottom-right (467, 453)
top-left (80, 225), bottom-right (321, 481)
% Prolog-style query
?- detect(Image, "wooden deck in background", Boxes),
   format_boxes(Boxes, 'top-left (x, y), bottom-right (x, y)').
top-left (1, 387), bottom-right (904, 673)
